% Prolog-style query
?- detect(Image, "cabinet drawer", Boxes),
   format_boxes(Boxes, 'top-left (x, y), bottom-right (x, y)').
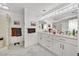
top-left (45, 45), bottom-right (53, 52)
top-left (39, 39), bottom-right (45, 46)
top-left (43, 44), bottom-right (53, 52)
top-left (42, 34), bottom-right (49, 38)
top-left (39, 38), bottom-right (53, 49)
top-left (46, 40), bottom-right (53, 46)
top-left (60, 38), bottom-right (77, 46)
top-left (54, 36), bottom-right (77, 46)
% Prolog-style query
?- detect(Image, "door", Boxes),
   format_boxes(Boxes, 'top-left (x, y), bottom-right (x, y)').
top-left (0, 14), bottom-right (10, 48)
top-left (53, 40), bottom-right (62, 56)
top-left (62, 43), bottom-right (77, 56)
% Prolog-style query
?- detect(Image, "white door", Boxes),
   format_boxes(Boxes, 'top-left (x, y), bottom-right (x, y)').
top-left (0, 14), bottom-right (9, 48)
top-left (62, 43), bottom-right (77, 56)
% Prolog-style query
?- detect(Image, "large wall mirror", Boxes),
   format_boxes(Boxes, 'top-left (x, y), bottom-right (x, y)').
top-left (53, 17), bottom-right (78, 36)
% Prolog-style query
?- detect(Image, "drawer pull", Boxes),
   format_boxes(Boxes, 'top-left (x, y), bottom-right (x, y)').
top-left (60, 44), bottom-right (61, 48)
top-left (47, 40), bottom-right (50, 42)
top-left (60, 39), bottom-right (65, 41)
top-left (40, 38), bottom-right (42, 40)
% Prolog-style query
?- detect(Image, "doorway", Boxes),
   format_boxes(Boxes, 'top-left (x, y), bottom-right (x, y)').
top-left (0, 13), bottom-right (10, 49)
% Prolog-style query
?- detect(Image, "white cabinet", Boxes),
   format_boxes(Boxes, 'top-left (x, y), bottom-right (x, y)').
top-left (45, 38), bottom-right (53, 52)
top-left (25, 33), bottom-right (37, 48)
top-left (53, 38), bottom-right (77, 56)
top-left (38, 33), bottom-right (54, 52)
top-left (38, 32), bottom-right (77, 56)
top-left (39, 36), bottom-right (46, 47)
top-left (62, 42), bottom-right (77, 56)
top-left (28, 33), bottom-right (37, 46)
top-left (53, 40), bottom-right (62, 56)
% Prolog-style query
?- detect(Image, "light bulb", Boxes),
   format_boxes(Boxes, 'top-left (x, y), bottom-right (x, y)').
top-left (2, 6), bottom-right (9, 10)
top-left (0, 4), bottom-right (2, 7)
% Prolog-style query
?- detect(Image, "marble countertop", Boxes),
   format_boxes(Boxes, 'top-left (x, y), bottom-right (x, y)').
top-left (38, 31), bottom-right (77, 40)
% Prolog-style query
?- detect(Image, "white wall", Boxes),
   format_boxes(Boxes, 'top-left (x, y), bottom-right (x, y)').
top-left (0, 8), bottom-right (24, 47)
top-left (9, 11), bottom-right (24, 45)
top-left (24, 8), bottom-right (38, 48)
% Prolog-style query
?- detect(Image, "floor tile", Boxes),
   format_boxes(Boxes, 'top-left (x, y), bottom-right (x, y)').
top-left (0, 45), bottom-right (55, 56)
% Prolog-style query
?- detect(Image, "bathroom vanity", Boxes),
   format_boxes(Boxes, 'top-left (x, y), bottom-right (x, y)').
top-left (38, 32), bottom-right (77, 56)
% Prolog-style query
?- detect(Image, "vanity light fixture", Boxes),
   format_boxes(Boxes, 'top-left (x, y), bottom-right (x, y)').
top-left (0, 4), bottom-right (1, 7)
top-left (0, 4), bottom-right (9, 10)
top-left (0, 4), bottom-right (2, 7)
top-left (2, 6), bottom-right (9, 10)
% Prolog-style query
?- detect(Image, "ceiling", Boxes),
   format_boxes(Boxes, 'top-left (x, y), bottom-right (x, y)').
top-left (6, 3), bottom-right (69, 14)
top-left (0, 3), bottom-right (70, 21)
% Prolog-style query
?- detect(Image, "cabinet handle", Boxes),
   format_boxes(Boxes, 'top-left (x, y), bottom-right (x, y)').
top-left (62, 45), bottom-right (64, 49)
top-left (60, 39), bottom-right (65, 41)
top-left (60, 44), bottom-right (61, 48)
top-left (47, 40), bottom-right (50, 42)
top-left (40, 38), bottom-right (42, 39)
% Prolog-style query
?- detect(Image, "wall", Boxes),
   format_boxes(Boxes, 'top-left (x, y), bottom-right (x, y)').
top-left (24, 8), bottom-right (38, 48)
top-left (0, 8), bottom-right (24, 47)
top-left (9, 11), bottom-right (24, 46)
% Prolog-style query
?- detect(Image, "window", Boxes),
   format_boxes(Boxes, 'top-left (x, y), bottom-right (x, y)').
top-left (68, 19), bottom-right (78, 32)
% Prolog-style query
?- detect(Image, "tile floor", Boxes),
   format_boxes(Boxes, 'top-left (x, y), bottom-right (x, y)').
top-left (0, 44), bottom-right (55, 56)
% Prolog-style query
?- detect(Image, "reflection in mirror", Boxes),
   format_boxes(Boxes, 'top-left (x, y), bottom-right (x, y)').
top-left (52, 17), bottom-right (78, 37)
top-left (68, 18), bottom-right (78, 36)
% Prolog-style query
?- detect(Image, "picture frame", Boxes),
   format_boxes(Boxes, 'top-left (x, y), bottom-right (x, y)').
top-left (31, 21), bottom-right (36, 26)
top-left (14, 20), bottom-right (20, 25)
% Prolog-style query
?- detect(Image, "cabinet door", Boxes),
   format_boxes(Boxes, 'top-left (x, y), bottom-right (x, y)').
top-left (28, 33), bottom-right (37, 46)
top-left (53, 40), bottom-right (62, 56)
top-left (39, 35), bottom-right (46, 46)
top-left (39, 34), bottom-right (54, 52)
top-left (63, 43), bottom-right (77, 56)
top-left (38, 33), bottom-right (42, 40)
top-left (45, 38), bottom-right (54, 51)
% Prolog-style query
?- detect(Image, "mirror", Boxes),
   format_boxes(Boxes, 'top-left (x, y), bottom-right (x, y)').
top-left (38, 20), bottom-right (52, 32)
top-left (53, 17), bottom-right (78, 36)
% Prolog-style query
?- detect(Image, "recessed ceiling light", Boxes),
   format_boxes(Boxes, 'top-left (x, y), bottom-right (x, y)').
top-left (0, 4), bottom-right (9, 10)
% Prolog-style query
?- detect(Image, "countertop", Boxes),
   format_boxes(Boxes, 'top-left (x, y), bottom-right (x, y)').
top-left (38, 31), bottom-right (77, 40)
